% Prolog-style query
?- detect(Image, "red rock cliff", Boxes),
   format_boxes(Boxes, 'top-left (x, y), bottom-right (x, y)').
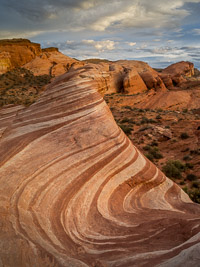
top-left (0, 38), bottom-right (41, 73)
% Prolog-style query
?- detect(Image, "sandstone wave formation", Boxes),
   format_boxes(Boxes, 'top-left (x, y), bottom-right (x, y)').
top-left (0, 66), bottom-right (200, 267)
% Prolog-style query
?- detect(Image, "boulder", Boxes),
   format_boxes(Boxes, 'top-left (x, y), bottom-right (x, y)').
top-left (160, 61), bottom-right (195, 88)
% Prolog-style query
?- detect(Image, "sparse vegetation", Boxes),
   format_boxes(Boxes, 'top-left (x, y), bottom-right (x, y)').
top-left (162, 160), bottom-right (185, 179)
top-left (186, 174), bottom-right (197, 181)
top-left (119, 124), bottom-right (132, 135)
top-left (0, 67), bottom-right (51, 107)
top-left (144, 145), bottom-right (163, 161)
top-left (180, 132), bottom-right (189, 139)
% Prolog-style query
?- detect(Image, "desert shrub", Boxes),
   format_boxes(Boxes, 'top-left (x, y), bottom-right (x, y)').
top-left (182, 147), bottom-right (190, 152)
top-left (143, 145), bottom-right (163, 160)
top-left (140, 117), bottom-right (156, 124)
top-left (192, 181), bottom-right (200, 188)
top-left (150, 141), bottom-right (158, 146)
top-left (185, 162), bottom-right (194, 169)
top-left (162, 160), bottom-right (185, 179)
top-left (188, 189), bottom-right (200, 204)
top-left (124, 106), bottom-right (132, 110)
top-left (183, 155), bottom-right (192, 161)
top-left (186, 174), bottom-right (197, 181)
top-left (190, 149), bottom-right (200, 155)
top-left (138, 109), bottom-right (144, 113)
top-left (145, 153), bottom-right (154, 162)
top-left (156, 114), bottom-right (162, 119)
top-left (140, 116), bottom-right (149, 124)
top-left (180, 132), bottom-right (189, 139)
top-left (119, 124), bottom-right (132, 135)
top-left (121, 118), bottom-right (135, 124)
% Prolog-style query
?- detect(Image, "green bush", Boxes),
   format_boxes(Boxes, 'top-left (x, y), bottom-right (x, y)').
top-left (185, 162), bottom-right (194, 169)
top-left (162, 160), bottom-right (185, 179)
top-left (188, 189), bottom-right (200, 204)
top-left (145, 153), bottom-right (154, 162)
top-left (121, 118), bottom-right (135, 124)
top-left (124, 106), bottom-right (132, 110)
top-left (180, 132), bottom-right (189, 139)
top-left (156, 114), bottom-right (162, 119)
top-left (144, 145), bottom-right (163, 160)
top-left (119, 124), bottom-right (132, 135)
top-left (183, 155), bottom-right (192, 161)
top-left (140, 117), bottom-right (156, 124)
top-left (186, 174), bottom-right (197, 181)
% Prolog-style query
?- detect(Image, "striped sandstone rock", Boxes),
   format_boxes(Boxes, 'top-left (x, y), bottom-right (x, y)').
top-left (0, 68), bottom-right (200, 267)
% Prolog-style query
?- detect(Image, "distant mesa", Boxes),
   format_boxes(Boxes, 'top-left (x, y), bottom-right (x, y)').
top-left (42, 47), bottom-right (59, 52)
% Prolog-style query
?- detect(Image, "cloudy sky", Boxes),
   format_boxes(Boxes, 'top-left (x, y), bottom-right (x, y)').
top-left (1, 0), bottom-right (200, 68)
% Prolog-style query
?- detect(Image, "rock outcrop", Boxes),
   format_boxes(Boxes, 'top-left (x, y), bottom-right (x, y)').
top-left (0, 67), bottom-right (200, 267)
top-left (0, 39), bottom-right (41, 73)
top-left (23, 50), bottom-right (84, 77)
top-left (0, 39), bottom-right (84, 77)
top-left (68, 63), bottom-right (147, 95)
top-left (160, 61), bottom-right (195, 89)
top-left (0, 52), bottom-right (12, 74)
top-left (116, 60), bottom-right (167, 91)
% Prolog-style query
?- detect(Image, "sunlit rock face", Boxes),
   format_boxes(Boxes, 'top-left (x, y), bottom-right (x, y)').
top-left (0, 52), bottom-right (12, 74)
top-left (23, 50), bottom-right (84, 77)
top-left (160, 61), bottom-right (195, 89)
top-left (0, 67), bottom-right (200, 267)
top-left (0, 39), bottom-right (41, 73)
top-left (116, 60), bottom-right (167, 91)
top-left (0, 39), bottom-right (83, 76)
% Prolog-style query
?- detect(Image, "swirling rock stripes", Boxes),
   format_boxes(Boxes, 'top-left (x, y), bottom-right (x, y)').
top-left (0, 67), bottom-right (200, 267)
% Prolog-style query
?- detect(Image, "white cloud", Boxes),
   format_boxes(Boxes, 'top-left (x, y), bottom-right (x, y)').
top-left (192, 28), bottom-right (200, 35)
top-left (82, 39), bottom-right (116, 51)
top-left (66, 40), bottom-right (74, 44)
top-left (88, 0), bottom-right (200, 32)
top-left (127, 42), bottom-right (137, 46)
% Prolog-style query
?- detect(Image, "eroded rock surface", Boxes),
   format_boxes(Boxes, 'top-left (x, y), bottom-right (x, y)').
top-left (0, 67), bottom-right (200, 267)
top-left (23, 50), bottom-right (83, 77)
top-left (160, 61), bottom-right (195, 89)
top-left (0, 39), bottom-right (41, 73)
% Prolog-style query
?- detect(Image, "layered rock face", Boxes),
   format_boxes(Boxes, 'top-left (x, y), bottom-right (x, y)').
top-left (0, 67), bottom-right (200, 267)
top-left (0, 38), bottom-right (83, 77)
top-left (23, 50), bottom-right (83, 77)
top-left (160, 61), bottom-right (195, 89)
top-left (117, 60), bottom-right (167, 91)
top-left (0, 52), bottom-right (12, 74)
top-left (0, 39), bottom-right (41, 73)
top-left (78, 63), bottom-right (147, 95)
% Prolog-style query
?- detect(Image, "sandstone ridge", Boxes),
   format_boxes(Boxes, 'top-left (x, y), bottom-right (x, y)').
top-left (0, 69), bottom-right (200, 266)
top-left (0, 38), bottom-right (83, 75)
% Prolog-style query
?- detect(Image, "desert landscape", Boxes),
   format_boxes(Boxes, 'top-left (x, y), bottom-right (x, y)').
top-left (0, 38), bottom-right (200, 266)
